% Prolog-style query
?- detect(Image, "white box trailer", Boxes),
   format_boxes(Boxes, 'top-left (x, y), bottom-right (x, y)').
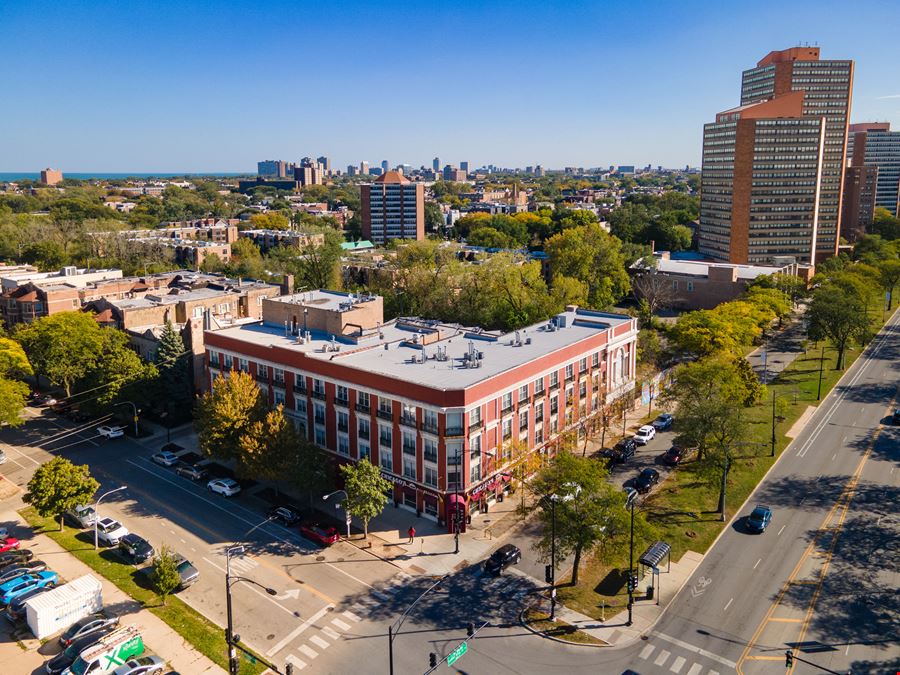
top-left (25, 574), bottom-right (103, 639)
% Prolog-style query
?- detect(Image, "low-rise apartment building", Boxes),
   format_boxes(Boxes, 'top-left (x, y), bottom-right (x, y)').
top-left (204, 290), bottom-right (638, 529)
top-left (238, 229), bottom-right (325, 253)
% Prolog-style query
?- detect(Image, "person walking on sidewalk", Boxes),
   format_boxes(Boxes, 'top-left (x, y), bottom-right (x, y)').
top-left (407, 526), bottom-right (415, 544)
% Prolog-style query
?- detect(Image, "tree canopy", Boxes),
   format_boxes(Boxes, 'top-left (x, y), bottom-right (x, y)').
top-left (339, 458), bottom-right (392, 539)
top-left (24, 457), bottom-right (100, 531)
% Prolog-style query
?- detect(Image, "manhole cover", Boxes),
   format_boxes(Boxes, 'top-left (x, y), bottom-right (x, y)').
top-left (267, 634), bottom-right (275, 640)
top-left (316, 556), bottom-right (326, 561)
top-left (338, 558), bottom-right (345, 562)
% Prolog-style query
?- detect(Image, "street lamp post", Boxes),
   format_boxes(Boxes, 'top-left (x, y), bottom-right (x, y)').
top-left (454, 447), bottom-right (462, 555)
top-left (94, 485), bottom-right (127, 550)
top-left (817, 342), bottom-right (825, 400)
top-left (323, 490), bottom-right (351, 539)
top-left (114, 401), bottom-right (139, 436)
top-left (225, 544), bottom-right (278, 675)
top-left (388, 573), bottom-right (448, 675)
top-left (547, 483), bottom-right (581, 622)
top-left (625, 487), bottom-right (637, 626)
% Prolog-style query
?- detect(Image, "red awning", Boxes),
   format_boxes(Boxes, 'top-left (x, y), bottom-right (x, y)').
top-left (447, 493), bottom-right (467, 506)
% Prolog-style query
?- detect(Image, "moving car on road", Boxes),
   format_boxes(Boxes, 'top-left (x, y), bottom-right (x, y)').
top-left (66, 505), bottom-right (97, 529)
top-left (633, 425), bottom-right (656, 445)
top-left (96, 518), bottom-right (129, 546)
top-left (299, 522), bottom-right (340, 546)
top-left (652, 413), bottom-right (674, 431)
top-left (118, 534), bottom-right (154, 564)
top-left (207, 478), bottom-right (240, 497)
top-left (173, 462), bottom-right (207, 481)
top-left (634, 468), bottom-right (660, 494)
top-left (483, 544), bottom-right (522, 576)
top-left (60, 613), bottom-right (119, 647)
top-left (746, 505), bottom-right (772, 533)
top-left (97, 426), bottom-right (125, 439)
top-left (151, 451), bottom-right (179, 467)
top-left (0, 570), bottom-right (57, 605)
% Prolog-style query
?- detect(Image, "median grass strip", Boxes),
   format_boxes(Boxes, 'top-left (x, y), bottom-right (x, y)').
top-left (19, 507), bottom-right (265, 675)
top-left (522, 608), bottom-right (606, 645)
top-left (559, 312), bottom-right (892, 620)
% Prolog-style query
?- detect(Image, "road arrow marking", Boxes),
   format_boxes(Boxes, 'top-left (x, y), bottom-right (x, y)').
top-left (276, 589), bottom-right (302, 601)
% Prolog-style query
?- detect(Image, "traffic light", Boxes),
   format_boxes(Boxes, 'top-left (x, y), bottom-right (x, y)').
top-left (627, 573), bottom-right (638, 593)
top-left (545, 565), bottom-right (553, 583)
top-left (429, 653), bottom-right (437, 668)
top-left (286, 663), bottom-right (294, 675)
top-left (467, 622), bottom-right (475, 637)
top-left (785, 650), bottom-right (793, 667)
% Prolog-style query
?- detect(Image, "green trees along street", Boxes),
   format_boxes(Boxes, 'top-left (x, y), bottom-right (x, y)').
top-left (339, 458), bottom-right (392, 540)
top-left (151, 545), bottom-right (182, 606)
top-left (195, 371), bottom-right (267, 467)
top-left (0, 337), bottom-right (32, 427)
top-left (24, 457), bottom-right (100, 531)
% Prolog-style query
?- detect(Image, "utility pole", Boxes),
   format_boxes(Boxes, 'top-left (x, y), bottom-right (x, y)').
top-left (549, 497), bottom-right (557, 621)
top-left (817, 342), bottom-right (825, 400)
top-left (626, 488), bottom-right (637, 626)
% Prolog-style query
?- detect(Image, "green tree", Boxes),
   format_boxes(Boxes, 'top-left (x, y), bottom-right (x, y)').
top-left (467, 226), bottom-right (514, 249)
top-left (155, 321), bottom-right (193, 423)
top-left (151, 545), bottom-right (182, 606)
top-left (82, 328), bottom-right (158, 409)
top-left (527, 452), bottom-right (629, 585)
top-left (249, 212), bottom-right (290, 231)
top-left (296, 228), bottom-right (343, 290)
top-left (16, 312), bottom-right (104, 396)
top-left (0, 337), bottom-right (32, 379)
top-left (807, 283), bottom-right (871, 369)
top-left (877, 259), bottom-right (900, 309)
top-left (195, 371), bottom-right (265, 462)
top-left (0, 378), bottom-right (29, 427)
top-left (339, 458), bottom-right (392, 539)
top-left (424, 201), bottom-right (444, 232)
top-left (871, 207), bottom-right (900, 240)
top-left (24, 457), bottom-right (99, 531)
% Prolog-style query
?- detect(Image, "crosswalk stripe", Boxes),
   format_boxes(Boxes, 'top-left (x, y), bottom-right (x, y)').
top-left (639, 644), bottom-right (655, 660)
top-left (342, 610), bottom-right (361, 622)
top-left (708, 671), bottom-right (720, 675)
top-left (654, 649), bottom-right (671, 666)
top-left (321, 626), bottom-right (340, 641)
top-left (670, 656), bottom-right (686, 673)
top-left (298, 645), bottom-right (318, 659)
top-left (331, 618), bottom-right (351, 631)
top-left (309, 635), bottom-right (330, 650)
top-left (654, 633), bottom-right (738, 669)
top-left (686, 664), bottom-right (702, 675)
top-left (285, 655), bottom-right (307, 671)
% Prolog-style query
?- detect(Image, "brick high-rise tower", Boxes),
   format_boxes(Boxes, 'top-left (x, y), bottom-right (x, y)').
top-left (699, 47), bottom-right (853, 265)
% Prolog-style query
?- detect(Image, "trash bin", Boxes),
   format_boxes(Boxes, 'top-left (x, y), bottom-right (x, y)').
top-left (646, 585), bottom-right (654, 600)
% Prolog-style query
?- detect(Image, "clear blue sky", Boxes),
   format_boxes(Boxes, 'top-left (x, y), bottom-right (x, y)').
top-left (2, 0), bottom-right (898, 172)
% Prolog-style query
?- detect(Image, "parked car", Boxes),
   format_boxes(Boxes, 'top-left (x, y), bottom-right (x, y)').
top-left (35, 393), bottom-right (58, 407)
top-left (267, 506), bottom-right (302, 526)
top-left (159, 442), bottom-right (185, 455)
top-left (483, 544), bottom-right (522, 576)
top-left (299, 522), bottom-right (340, 546)
top-left (652, 413), bottom-right (674, 431)
top-left (7, 585), bottom-right (53, 620)
top-left (0, 570), bottom-right (57, 605)
top-left (113, 655), bottom-right (165, 675)
top-left (151, 450), bottom-right (179, 467)
top-left (0, 548), bottom-right (33, 568)
top-left (207, 478), bottom-right (241, 497)
top-left (60, 613), bottom-right (119, 647)
top-left (173, 555), bottom-right (200, 590)
top-left (97, 425), bottom-right (125, 439)
top-left (118, 534), bottom-right (154, 564)
top-left (66, 504), bottom-right (97, 528)
top-left (662, 446), bottom-right (684, 466)
top-left (0, 537), bottom-right (20, 554)
top-left (605, 438), bottom-right (637, 464)
top-left (173, 462), bottom-right (207, 481)
top-left (634, 468), bottom-right (660, 494)
top-left (893, 408), bottom-right (900, 424)
top-left (96, 518), bottom-right (129, 546)
top-left (46, 625), bottom-right (119, 674)
top-left (0, 560), bottom-right (46, 583)
top-left (633, 425), bottom-right (656, 445)
top-left (746, 505), bottom-right (772, 533)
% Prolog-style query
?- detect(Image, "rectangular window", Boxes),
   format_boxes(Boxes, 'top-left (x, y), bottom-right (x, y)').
top-left (401, 403), bottom-right (417, 426)
top-left (358, 418), bottom-right (370, 440)
top-left (315, 427), bottom-right (326, 447)
top-left (357, 391), bottom-right (370, 408)
top-left (380, 448), bottom-right (393, 472)
top-left (358, 443), bottom-right (370, 462)
top-left (534, 377), bottom-right (544, 395)
top-left (519, 410), bottom-right (529, 432)
top-left (313, 378), bottom-right (325, 396)
top-left (403, 456), bottom-right (416, 480)
top-left (534, 402), bottom-right (543, 423)
top-left (336, 385), bottom-right (349, 404)
top-left (273, 368), bottom-right (284, 385)
top-left (502, 418), bottom-right (512, 441)
top-left (565, 364), bottom-right (574, 380)
top-left (502, 392), bottom-right (513, 412)
top-left (209, 351), bottom-right (220, 367)
top-left (424, 437), bottom-right (438, 463)
top-left (447, 470), bottom-right (460, 491)
top-left (470, 407), bottom-right (481, 424)
top-left (338, 435), bottom-right (350, 456)
top-left (535, 428), bottom-right (544, 444)
top-left (518, 384), bottom-right (529, 402)
top-left (592, 352), bottom-right (599, 367)
top-left (402, 431), bottom-right (416, 455)
top-left (273, 390), bottom-right (285, 406)
top-left (314, 403), bottom-right (325, 425)
top-left (379, 425), bottom-right (392, 448)
top-left (239, 358), bottom-right (249, 372)
top-left (337, 411), bottom-right (349, 433)
top-left (579, 357), bottom-right (587, 373)
top-left (295, 398), bottom-right (307, 414)
top-left (446, 412), bottom-right (463, 435)
top-left (580, 381), bottom-right (587, 399)
top-left (687, 281), bottom-right (694, 292)
top-left (470, 461), bottom-right (481, 483)
top-left (550, 371), bottom-right (559, 388)
top-left (550, 396), bottom-right (558, 416)
top-left (423, 409), bottom-right (438, 433)
top-left (294, 373), bottom-right (306, 392)
top-left (224, 354), bottom-right (233, 369)
top-left (424, 466), bottom-right (438, 488)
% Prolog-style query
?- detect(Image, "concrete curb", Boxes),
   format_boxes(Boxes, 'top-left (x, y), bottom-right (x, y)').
top-left (517, 601), bottom-right (610, 648)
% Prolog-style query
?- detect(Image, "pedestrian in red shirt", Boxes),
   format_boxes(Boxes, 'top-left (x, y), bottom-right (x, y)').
top-left (407, 526), bottom-right (415, 544)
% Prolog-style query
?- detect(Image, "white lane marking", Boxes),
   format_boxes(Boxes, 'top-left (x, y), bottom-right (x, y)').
top-left (670, 656), bottom-right (686, 673)
top-left (709, 671), bottom-right (720, 675)
top-left (321, 626), bottom-right (340, 641)
top-left (125, 459), bottom-right (376, 590)
top-left (777, 525), bottom-right (786, 536)
top-left (342, 610), bottom-right (361, 622)
top-left (753, 558), bottom-right (762, 569)
top-left (655, 633), bottom-right (738, 669)
top-left (180, 538), bottom-right (186, 544)
top-left (639, 644), bottom-right (655, 660)
top-left (309, 635), bottom-right (330, 650)
top-left (297, 645), bottom-right (318, 660)
top-left (0, 442), bottom-right (42, 467)
top-left (654, 649), bottom-right (671, 666)
top-left (265, 605), bottom-right (334, 657)
top-left (723, 598), bottom-right (733, 611)
top-left (284, 655), bottom-right (306, 670)
top-left (330, 618), bottom-right (350, 631)
top-left (832, 453), bottom-right (837, 461)
top-left (686, 664), bottom-right (702, 675)
top-left (202, 557), bottom-right (297, 618)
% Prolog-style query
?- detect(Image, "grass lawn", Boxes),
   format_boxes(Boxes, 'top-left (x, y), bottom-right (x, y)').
top-left (20, 508), bottom-right (265, 675)
top-left (558, 307), bottom-right (894, 620)
top-left (522, 608), bottom-right (606, 645)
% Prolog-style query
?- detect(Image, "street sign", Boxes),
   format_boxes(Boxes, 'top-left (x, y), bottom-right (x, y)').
top-left (447, 641), bottom-right (468, 666)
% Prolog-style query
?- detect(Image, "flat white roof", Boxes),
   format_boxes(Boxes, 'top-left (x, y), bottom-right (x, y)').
top-left (634, 257), bottom-right (782, 281)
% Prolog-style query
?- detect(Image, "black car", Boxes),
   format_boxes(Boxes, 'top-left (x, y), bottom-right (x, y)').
top-left (634, 468), bottom-right (660, 494)
top-left (483, 544), bottom-right (522, 576)
top-left (0, 560), bottom-right (47, 582)
top-left (160, 442), bottom-right (185, 455)
top-left (118, 533), bottom-right (155, 563)
top-left (6, 585), bottom-right (51, 620)
top-left (0, 549), bottom-right (33, 569)
top-left (173, 462), bottom-right (208, 481)
top-left (267, 505), bottom-right (303, 526)
top-left (893, 408), bottom-right (900, 424)
top-left (46, 624), bottom-right (119, 673)
top-left (606, 439), bottom-right (637, 464)
top-left (59, 612), bottom-right (119, 647)
top-left (662, 446), bottom-right (684, 466)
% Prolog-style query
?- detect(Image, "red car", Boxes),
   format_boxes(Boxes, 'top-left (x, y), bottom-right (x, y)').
top-left (0, 537), bottom-right (21, 554)
top-left (299, 523), bottom-right (340, 546)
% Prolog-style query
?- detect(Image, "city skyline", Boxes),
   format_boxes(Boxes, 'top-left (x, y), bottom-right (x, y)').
top-left (2, 0), bottom-right (899, 172)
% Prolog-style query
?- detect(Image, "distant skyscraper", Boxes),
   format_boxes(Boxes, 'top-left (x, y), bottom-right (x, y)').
top-left (534, 165), bottom-right (545, 178)
top-left (360, 171), bottom-right (424, 244)
top-left (381, 160), bottom-right (389, 173)
top-left (460, 161), bottom-right (469, 173)
top-left (360, 161), bottom-right (369, 175)
top-left (317, 156), bottom-right (331, 173)
top-left (442, 165), bottom-right (467, 182)
top-left (433, 157), bottom-right (440, 172)
top-left (347, 165), bottom-right (358, 176)
top-left (698, 47), bottom-right (853, 264)
top-left (257, 160), bottom-right (291, 178)
top-left (847, 123), bottom-right (900, 216)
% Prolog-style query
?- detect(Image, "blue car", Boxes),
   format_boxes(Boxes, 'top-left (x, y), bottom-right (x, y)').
top-left (652, 413), bottom-right (674, 431)
top-left (746, 505), bottom-right (772, 533)
top-left (0, 570), bottom-right (58, 605)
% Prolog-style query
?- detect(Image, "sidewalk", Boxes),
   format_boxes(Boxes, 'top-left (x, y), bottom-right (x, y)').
top-left (746, 309), bottom-right (808, 384)
top-left (0, 498), bottom-right (224, 675)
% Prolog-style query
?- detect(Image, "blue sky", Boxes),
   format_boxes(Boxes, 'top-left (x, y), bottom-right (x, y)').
top-left (2, 0), bottom-right (898, 172)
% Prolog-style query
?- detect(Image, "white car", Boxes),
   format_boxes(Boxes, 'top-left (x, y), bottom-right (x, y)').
top-left (633, 425), bottom-right (656, 445)
top-left (207, 478), bottom-right (241, 497)
top-left (97, 425), bottom-right (125, 439)
top-left (66, 504), bottom-right (97, 528)
top-left (96, 517), bottom-right (129, 546)
top-left (151, 451), bottom-right (179, 467)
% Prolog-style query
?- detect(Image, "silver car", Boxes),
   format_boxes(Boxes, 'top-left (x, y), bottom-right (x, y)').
top-left (112, 655), bottom-right (165, 675)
